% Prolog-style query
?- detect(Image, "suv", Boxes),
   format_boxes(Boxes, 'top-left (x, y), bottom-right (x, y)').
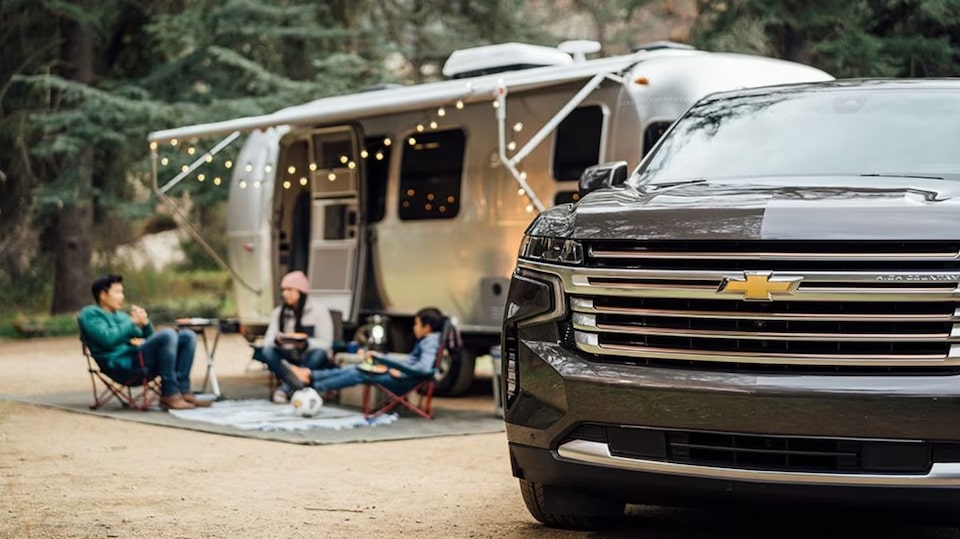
top-left (501, 79), bottom-right (960, 529)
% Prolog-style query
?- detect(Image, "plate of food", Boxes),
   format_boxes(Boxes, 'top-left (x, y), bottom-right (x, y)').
top-left (357, 362), bottom-right (388, 374)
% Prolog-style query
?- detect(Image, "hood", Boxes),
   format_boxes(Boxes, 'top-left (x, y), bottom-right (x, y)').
top-left (527, 178), bottom-right (960, 240)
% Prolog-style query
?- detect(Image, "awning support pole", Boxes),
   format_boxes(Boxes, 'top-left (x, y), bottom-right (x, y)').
top-left (150, 131), bottom-right (261, 294)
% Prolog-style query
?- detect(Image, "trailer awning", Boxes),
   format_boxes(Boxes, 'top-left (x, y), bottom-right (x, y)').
top-left (147, 50), bottom-right (698, 144)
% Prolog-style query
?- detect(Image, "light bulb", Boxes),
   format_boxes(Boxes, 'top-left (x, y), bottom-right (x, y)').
top-left (456, 100), bottom-right (464, 109)
top-left (283, 180), bottom-right (291, 190)
top-left (187, 147), bottom-right (196, 155)
top-left (384, 137), bottom-right (392, 146)
top-left (288, 166), bottom-right (296, 174)
top-left (513, 122), bottom-right (524, 132)
top-left (225, 160), bottom-right (233, 169)
top-left (299, 177), bottom-right (308, 186)
top-left (171, 139), bottom-right (179, 146)
top-left (213, 177), bottom-right (222, 186)
top-left (197, 174), bottom-right (205, 182)
top-left (437, 107), bottom-right (446, 117)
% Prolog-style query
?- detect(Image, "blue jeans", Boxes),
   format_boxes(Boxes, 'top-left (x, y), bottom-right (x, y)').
top-left (309, 365), bottom-right (412, 394)
top-left (261, 346), bottom-right (330, 392)
top-left (137, 328), bottom-right (197, 396)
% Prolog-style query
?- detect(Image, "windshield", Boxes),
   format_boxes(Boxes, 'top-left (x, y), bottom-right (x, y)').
top-left (632, 84), bottom-right (960, 187)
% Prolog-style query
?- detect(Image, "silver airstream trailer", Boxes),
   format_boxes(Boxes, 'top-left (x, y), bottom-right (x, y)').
top-left (149, 41), bottom-right (833, 394)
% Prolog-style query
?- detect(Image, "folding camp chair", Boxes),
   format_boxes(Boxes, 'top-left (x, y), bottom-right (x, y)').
top-left (78, 319), bottom-right (160, 411)
top-left (362, 316), bottom-right (461, 419)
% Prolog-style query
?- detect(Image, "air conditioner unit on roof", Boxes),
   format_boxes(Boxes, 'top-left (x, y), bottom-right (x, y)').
top-left (442, 42), bottom-right (574, 79)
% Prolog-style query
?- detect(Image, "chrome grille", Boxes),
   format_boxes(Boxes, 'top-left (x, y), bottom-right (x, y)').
top-left (528, 241), bottom-right (960, 370)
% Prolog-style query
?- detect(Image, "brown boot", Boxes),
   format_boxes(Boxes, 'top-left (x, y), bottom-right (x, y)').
top-left (160, 394), bottom-right (196, 410)
top-left (182, 393), bottom-right (213, 407)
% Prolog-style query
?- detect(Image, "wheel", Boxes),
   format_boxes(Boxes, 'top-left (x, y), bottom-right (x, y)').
top-left (433, 347), bottom-right (476, 396)
top-left (519, 479), bottom-right (624, 530)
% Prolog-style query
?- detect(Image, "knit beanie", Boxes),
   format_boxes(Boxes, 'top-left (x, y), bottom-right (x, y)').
top-left (280, 270), bottom-right (310, 294)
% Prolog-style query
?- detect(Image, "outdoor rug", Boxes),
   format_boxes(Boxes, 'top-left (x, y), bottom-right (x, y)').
top-left (167, 399), bottom-right (399, 431)
top-left (2, 391), bottom-right (505, 446)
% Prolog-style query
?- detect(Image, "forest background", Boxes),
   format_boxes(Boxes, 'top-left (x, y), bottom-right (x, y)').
top-left (2, 0), bottom-right (959, 336)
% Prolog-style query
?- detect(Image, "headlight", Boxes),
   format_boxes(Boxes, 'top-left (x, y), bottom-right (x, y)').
top-left (518, 235), bottom-right (583, 265)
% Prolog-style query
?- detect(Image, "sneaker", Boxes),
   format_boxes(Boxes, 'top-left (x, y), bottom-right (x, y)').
top-left (272, 388), bottom-right (289, 404)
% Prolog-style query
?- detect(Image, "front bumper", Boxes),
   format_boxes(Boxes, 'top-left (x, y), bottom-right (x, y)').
top-left (510, 442), bottom-right (960, 510)
top-left (504, 335), bottom-right (960, 505)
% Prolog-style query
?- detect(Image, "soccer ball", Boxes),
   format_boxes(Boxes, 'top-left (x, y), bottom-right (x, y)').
top-left (290, 387), bottom-right (323, 418)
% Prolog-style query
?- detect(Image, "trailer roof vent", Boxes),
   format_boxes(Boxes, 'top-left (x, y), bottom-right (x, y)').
top-left (442, 42), bottom-right (574, 79)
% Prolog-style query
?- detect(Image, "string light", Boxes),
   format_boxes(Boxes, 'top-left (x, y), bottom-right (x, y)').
top-left (309, 163), bottom-right (317, 171)
top-left (416, 124), bottom-right (424, 132)
top-left (213, 177), bottom-right (222, 186)
top-left (264, 165), bottom-right (272, 173)
top-left (408, 137), bottom-right (417, 146)
top-left (492, 101), bottom-right (500, 109)
top-left (375, 151), bottom-right (384, 160)
top-left (288, 166), bottom-right (296, 174)
top-left (181, 165), bottom-right (189, 172)
top-left (340, 155), bottom-right (349, 164)
top-left (253, 181), bottom-right (261, 188)
top-left (239, 180), bottom-right (247, 189)
top-left (171, 139), bottom-right (179, 146)
top-left (244, 163), bottom-right (253, 172)
top-left (513, 122), bottom-right (524, 132)
top-left (429, 120), bottom-right (438, 129)
top-left (328, 173), bottom-right (337, 181)
top-left (526, 204), bottom-right (534, 213)
top-left (160, 157), bottom-right (169, 166)
top-left (299, 177), bottom-right (308, 186)
top-left (283, 180), bottom-right (292, 190)
top-left (437, 107), bottom-right (446, 117)
top-left (187, 147), bottom-right (196, 155)
top-left (149, 142), bottom-right (158, 151)
top-left (519, 171), bottom-right (528, 180)
top-left (456, 100), bottom-right (464, 109)
top-left (360, 150), bottom-right (369, 158)
top-left (507, 141), bottom-right (517, 151)
top-left (383, 137), bottom-right (392, 146)
top-left (347, 161), bottom-right (356, 169)
top-left (197, 174), bottom-right (206, 182)
top-left (225, 160), bottom-right (233, 169)
top-left (205, 154), bottom-right (213, 163)
top-left (517, 188), bottom-right (525, 196)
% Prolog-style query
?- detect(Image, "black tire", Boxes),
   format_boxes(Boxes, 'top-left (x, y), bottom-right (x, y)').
top-left (519, 479), bottom-right (623, 530)
top-left (433, 347), bottom-right (476, 396)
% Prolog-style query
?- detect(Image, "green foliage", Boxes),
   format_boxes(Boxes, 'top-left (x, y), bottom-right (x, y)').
top-left (693, 0), bottom-right (960, 77)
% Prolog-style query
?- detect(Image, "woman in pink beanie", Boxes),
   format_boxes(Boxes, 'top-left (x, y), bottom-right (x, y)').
top-left (260, 270), bottom-right (335, 403)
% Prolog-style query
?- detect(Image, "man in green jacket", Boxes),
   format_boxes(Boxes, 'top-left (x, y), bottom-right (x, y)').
top-left (78, 274), bottom-right (210, 410)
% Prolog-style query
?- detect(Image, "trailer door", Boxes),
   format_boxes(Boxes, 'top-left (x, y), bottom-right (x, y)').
top-left (303, 125), bottom-right (366, 323)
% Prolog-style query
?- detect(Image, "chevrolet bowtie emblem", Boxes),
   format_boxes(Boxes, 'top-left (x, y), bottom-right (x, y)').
top-left (717, 272), bottom-right (803, 301)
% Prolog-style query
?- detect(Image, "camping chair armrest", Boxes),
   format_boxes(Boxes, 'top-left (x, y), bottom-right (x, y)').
top-left (374, 356), bottom-right (432, 378)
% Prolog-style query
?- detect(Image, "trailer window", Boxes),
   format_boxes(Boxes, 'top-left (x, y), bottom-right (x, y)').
top-left (364, 136), bottom-right (391, 223)
top-left (398, 129), bottom-right (465, 220)
top-left (553, 106), bottom-right (603, 181)
top-left (643, 121), bottom-right (672, 155)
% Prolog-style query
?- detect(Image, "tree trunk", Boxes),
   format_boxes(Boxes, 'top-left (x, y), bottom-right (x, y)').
top-left (50, 4), bottom-right (95, 314)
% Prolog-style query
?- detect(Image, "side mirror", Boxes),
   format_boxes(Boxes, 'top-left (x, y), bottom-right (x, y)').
top-left (577, 161), bottom-right (628, 197)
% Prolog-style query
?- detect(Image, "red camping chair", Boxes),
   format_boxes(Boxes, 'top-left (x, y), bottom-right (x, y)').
top-left (362, 317), bottom-right (461, 420)
top-left (78, 319), bottom-right (160, 411)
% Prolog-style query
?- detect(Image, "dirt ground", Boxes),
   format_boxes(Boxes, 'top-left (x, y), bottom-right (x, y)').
top-left (0, 334), bottom-right (554, 538)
